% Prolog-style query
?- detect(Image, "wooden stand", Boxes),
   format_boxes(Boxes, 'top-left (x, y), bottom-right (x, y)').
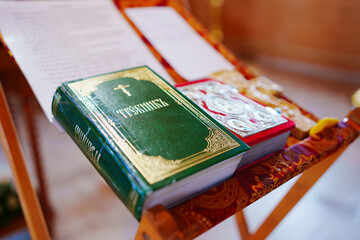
top-left (0, 1), bottom-right (359, 239)
top-left (235, 147), bottom-right (346, 240)
top-left (0, 83), bottom-right (50, 240)
top-left (1, 78), bottom-right (358, 240)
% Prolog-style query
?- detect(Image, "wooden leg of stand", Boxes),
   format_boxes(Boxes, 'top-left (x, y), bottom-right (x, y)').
top-left (0, 84), bottom-right (50, 240)
top-left (23, 99), bottom-right (54, 234)
top-left (247, 148), bottom-right (346, 240)
top-left (136, 205), bottom-right (183, 240)
top-left (235, 209), bottom-right (250, 240)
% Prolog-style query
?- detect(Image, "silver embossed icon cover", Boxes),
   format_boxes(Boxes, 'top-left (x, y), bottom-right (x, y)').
top-left (177, 80), bottom-right (287, 138)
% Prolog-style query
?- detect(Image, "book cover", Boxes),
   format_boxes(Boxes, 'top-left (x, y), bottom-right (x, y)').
top-left (52, 66), bottom-right (249, 219)
top-left (176, 79), bottom-right (295, 166)
top-left (210, 70), bottom-right (317, 139)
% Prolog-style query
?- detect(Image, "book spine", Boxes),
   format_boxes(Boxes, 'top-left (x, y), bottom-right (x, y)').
top-left (52, 88), bottom-right (146, 220)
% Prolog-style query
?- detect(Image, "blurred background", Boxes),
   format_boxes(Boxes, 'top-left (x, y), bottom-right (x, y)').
top-left (0, 0), bottom-right (359, 239)
top-left (188, 0), bottom-right (360, 83)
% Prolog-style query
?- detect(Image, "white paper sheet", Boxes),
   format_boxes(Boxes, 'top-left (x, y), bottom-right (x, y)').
top-left (125, 7), bottom-right (235, 81)
top-left (0, 1), bottom-right (174, 121)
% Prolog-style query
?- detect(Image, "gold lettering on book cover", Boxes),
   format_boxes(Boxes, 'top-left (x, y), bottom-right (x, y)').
top-left (68, 67), bottom-right (241, 184)
top-left (116, 98), bottom-right (169, 119)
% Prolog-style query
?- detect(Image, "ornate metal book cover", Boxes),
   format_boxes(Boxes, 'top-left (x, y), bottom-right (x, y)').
top-left (176, 79), bottom-right (295, 146)
top-left (51, 66), bottom-right (249, 219)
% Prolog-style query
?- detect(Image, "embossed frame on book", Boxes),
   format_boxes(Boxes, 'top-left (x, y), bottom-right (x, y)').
top-left (67, 67), bottom-right (242, 184)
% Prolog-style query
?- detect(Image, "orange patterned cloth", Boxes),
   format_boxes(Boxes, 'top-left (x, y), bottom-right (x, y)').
top-left (169, 119), bottom-right (359, 239)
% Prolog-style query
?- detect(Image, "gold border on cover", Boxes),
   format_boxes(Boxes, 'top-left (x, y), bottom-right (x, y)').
top-left (68, 67), bottom-right (241, 184)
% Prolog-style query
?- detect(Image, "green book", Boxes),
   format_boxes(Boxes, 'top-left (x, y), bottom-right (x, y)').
top-left (52, 66), bottom-right (249, 219)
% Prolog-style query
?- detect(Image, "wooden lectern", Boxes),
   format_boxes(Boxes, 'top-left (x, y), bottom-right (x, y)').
top-left (0, 1), bottom-right (359, 239)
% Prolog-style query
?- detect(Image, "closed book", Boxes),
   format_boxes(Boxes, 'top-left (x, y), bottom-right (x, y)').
top-left (51, 66), bottom-right (249, 219)
top-left (176, 79), bottom-right (295, 168)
